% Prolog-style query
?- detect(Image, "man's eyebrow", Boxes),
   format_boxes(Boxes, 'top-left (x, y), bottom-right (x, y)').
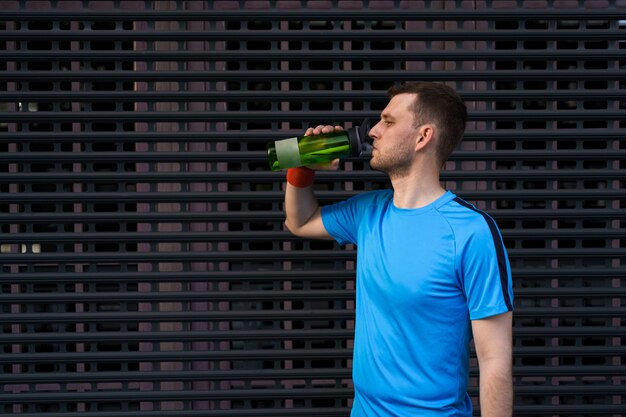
top-left (381, 113), bottom-right (395, 121)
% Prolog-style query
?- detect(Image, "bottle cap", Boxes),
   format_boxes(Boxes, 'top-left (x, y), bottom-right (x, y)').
top-left (348, 119), bottom-right (372, 157)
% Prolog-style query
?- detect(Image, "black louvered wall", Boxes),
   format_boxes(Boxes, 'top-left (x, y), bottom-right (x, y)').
top-left (1, 1), bottom-right (624, 416)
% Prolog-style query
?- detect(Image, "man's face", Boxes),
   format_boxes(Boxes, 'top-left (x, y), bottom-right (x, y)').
top-left (368, 93), bottom-right (421, 177)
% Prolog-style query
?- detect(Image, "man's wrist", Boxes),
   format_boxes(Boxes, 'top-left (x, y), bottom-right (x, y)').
top-left (286, 167), bottom-right (315, 188)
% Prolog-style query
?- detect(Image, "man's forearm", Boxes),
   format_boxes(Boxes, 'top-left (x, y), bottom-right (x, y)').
top-left (282, 165), bottom-right (334, 240)
top-left (479, 361), bottom-right (513, 417)
top-left (284, 183), bottom-right (320, 233)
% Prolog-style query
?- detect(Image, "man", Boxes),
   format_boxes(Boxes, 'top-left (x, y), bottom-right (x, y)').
top-left (283, 82), bottom-right (514, 416)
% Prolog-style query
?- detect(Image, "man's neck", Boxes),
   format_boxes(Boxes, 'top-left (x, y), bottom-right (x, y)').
top-left (390, 166), bottom-right (446, 209)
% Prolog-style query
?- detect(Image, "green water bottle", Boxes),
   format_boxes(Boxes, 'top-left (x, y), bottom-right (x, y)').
top-left (267, 120), bottom-right (371, 171)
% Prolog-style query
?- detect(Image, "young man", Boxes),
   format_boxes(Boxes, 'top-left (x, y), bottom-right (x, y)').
top-left (284, 82), bottom-right (514, 416)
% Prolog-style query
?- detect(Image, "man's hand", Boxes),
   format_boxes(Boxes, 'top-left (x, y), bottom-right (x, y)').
top-left (303, 125), bottom-right (344, 171)
top-left (305, 124), bottom-right (344, 136)
top-left (283, 124), bottom-right (344, 240)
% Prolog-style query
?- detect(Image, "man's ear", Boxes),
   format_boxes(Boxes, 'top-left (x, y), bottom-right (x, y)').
top-left (415, 124), bottom-right (435, 151)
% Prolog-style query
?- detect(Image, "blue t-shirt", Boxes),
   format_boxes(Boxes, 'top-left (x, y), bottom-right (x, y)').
top-left (321, 190), bottom-right (514, 417)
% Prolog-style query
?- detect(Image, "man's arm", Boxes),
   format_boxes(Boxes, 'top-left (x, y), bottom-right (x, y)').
top-left (284, 181), bottom-right (333, 240)
top-left (471, 311), bottom-right (513, 417)
top-left (283, 125), bottom-right (341, 240)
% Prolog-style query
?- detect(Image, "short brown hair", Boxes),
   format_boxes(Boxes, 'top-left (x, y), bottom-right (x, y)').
top-left (387, 82), bottom-right (467, 164)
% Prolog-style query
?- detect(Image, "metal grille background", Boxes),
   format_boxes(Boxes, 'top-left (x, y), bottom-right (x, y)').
top-left (1, 1), bottom-right (624, 416)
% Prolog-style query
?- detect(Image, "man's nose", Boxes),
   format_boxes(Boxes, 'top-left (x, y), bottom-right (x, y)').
top-left (368, 121), bottom-right (380, 140)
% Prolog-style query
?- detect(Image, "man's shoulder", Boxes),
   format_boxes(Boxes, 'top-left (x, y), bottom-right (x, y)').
top-left (363, 188), bottom-right (393, 202)
top-left (437, 197), bottom-right (499, 236)
top-left (438, 197), bottom-right (505, 250)
top-left (344, 188), bottom-right (393, 207)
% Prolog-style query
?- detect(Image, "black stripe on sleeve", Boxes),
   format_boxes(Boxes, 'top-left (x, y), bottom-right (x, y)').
top-left (453, 197), bottom-right (513, 311)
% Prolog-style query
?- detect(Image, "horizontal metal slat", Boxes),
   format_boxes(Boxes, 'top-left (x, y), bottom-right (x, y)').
top-left (3, 380), bottom-right (624, 402)
top-left (503, 229), bottom-right (626, 238)
top-left (3, 69), bottom-right (625, 82)
top-left (1, 129), bottom-right (622, 143)
top-left (0, 149), bottom-right (623, 163)
top-left (2, 29), bottom-right (623, 41)
top-left (1, 310), bottom-right (356, 323)
top-left (1, 190), bottom-right (623, 204)
top-left (0, 169), bottom-right (623, 183)
top-left (1, 228), bottom-right (623, 244)
top-left (0, 327), bottom-right (622, 345)
top-left (0, 365), bottom-right (622, 384)
top-left (1, 208), bottom-right (624, 225)
top-left (511, 267), bottom-right (626, 278)
top-left (0, 270), bottom-right (359, 284)
top-left (0, 249), bottom-right (623, 264)
top-left (0, 329), bottom-right (356, 344)
top-left (3, 50), bottom-right (623, 62)
top-left (0, 406), bottom-right (622, 417)
top-left (515, 287), bottom-right (626, 297)
top-left (0, 287), bottom-right (622, 305)
top-left (515, 346), bottom-right (626, 357)
top-left (0, 149), bottom-right (626, 163)
top-left (3, 373), bottom-right (624, 397)
top-left (0, 407), bottom-right (623, 417)
top-left (0, 306), bottom-right (621, 325)
top-left (2, 266), bottom-right (623, 285)
top-left (0, 250), bottom-right (359, 262)
top-left (0, 345), bottom-right (620, 366)
top-left (0, 212), bottom-right (288, 223)
top-left (0, 387), bottom-right (355, 402)
top-left (0, 289), bottom-right (355, 303)
top-left (0, 368), bottom-right (353, 384)
top-left (3, 110), bottom-right (624, 123)
top-left (493, 209), bottom-right (626, 220)
top-left (517, 307), bottom-right (626, 318)
top-left (0, 409), bottom-right (349, 417)
top-left (0, 9), bottom-right (620, 20)
top-left (1, 231), bottom-right (297, 243)
top-left (0, 349), bottom-right (353, 365)
top-left (5, 89), bottom-right (626, 101)
top-left (512, 365), bottom-right (626, 377)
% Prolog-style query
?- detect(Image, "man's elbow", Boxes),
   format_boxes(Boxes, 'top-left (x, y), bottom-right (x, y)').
top-left (284, 218), bottom-right (331, 240)
top-left (284, 218), bottom-right (305, 237)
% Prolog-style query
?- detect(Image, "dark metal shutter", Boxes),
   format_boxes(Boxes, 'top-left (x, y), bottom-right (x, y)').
top-left (1, 1), bottom-right (624, 416)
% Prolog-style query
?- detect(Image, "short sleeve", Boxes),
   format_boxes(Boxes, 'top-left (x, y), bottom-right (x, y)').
top-left (321, 191), bottom-right (389, 246)
top-left (321, 196), bottom-right (361, 245)
top-left (459, 215), bottom-right (514, 320)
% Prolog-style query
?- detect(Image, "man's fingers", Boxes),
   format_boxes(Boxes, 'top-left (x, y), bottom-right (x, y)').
top-left (305, 124), bottom-right (343, 136)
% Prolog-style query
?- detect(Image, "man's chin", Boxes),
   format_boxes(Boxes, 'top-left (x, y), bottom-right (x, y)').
top-left (369, 160), bottom-right (386, 174)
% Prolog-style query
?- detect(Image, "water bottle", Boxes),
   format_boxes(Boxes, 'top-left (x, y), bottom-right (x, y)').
top-left (267, 120), bottom-right (371, 171)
